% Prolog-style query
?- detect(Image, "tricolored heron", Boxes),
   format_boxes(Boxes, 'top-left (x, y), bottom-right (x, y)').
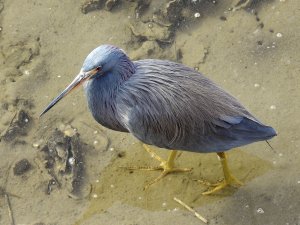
top-left (40, 45), bottom-right (276, 194)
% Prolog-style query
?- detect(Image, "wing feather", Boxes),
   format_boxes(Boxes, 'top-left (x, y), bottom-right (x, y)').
top-left (116, 60), bottom-right (276, 152)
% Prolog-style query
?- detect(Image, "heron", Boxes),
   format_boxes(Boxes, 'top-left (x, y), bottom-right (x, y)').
top-left (40, 45), bottom-right (276, 194)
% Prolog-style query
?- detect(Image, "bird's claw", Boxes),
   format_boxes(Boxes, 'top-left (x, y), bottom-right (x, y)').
top-left (120, 163), bottom-right (192, 189)
top-left (198, 174), bottom-right (243, 195)
top-left (143, 165), bottom-right (192, 190)
top-left (119, 165), bottom-right (162, 171)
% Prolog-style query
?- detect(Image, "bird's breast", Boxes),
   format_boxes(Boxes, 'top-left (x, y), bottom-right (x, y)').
top-left (83, 78), bottom-right (128, 132)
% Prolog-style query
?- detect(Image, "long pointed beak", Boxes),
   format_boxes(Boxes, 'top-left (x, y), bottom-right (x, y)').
top-left (40, 70), bottom-right (88, 117)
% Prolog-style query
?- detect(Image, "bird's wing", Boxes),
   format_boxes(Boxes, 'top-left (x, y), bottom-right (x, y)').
top-left (116, 60), bottom-right (275, 153)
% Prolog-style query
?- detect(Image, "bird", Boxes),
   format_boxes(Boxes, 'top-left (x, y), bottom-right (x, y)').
top-left (40, 44), bottom-right (277, 194)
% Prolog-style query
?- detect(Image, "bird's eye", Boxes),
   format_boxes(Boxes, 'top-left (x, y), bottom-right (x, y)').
top-left (96, 66), bottom-right (101, 71)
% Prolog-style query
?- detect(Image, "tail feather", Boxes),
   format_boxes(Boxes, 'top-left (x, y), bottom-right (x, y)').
top-left (213, 116), bottom-right (277, 151)
top-left (234, 117), bottom-right (277, 139)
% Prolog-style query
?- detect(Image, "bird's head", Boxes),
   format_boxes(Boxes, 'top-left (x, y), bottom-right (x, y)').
top-left (40, 45), bottom-right (132, 117)
top-left (82, 45), bottom-right (128, 74)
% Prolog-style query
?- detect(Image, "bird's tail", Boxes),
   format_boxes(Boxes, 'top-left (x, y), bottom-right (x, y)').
top-left (231, 117), bottom-right (277, 142)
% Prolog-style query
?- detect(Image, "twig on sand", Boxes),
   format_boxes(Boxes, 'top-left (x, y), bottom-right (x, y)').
top-left (173, 197), bottom-right (208, 224)
top-left (1, 162), bottom-right (18, 225)
top-left (232, 0), bottom-right (252, 11)
top-left (5, 193), bottom-right (15, 225)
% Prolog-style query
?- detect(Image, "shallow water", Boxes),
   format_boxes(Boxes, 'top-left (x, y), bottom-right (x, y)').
top-left (0, 0), bottom-right (299, 225)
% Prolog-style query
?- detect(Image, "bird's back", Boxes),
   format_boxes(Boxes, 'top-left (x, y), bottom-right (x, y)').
top-left (116, 59), bottom-right (276, 153)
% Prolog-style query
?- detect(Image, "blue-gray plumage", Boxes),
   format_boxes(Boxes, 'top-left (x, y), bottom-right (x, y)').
top-left (82, 45), bottom-right (276, 152)
top-left (41, 44), bottom-right (277, 194)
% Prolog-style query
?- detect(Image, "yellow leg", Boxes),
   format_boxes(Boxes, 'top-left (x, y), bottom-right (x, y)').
top-left (123, 144), bottom-right (192, 189)
top-left (201, 152), bottom-right (243, 195)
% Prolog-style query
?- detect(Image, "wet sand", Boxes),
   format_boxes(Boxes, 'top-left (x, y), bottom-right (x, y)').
top-left (0, 0), bottom-right (299, 225)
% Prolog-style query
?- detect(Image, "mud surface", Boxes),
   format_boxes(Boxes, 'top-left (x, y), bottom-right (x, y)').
top-left (0, 0), bottom-right (299, 225)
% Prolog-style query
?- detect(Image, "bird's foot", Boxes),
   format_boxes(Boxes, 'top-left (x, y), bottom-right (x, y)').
top-left (124, 161), bottom-right (192, 190)
top-left (143, 161), bottom-right (192, 190)
top-left (198, 173), bottom-right (243, 195)
top-left (122, 145), bottom-right (192, 190)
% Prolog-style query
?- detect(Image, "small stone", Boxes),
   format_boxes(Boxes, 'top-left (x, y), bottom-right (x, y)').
top-left (162, 202), bottom-right (167, 207)
top-left (297, 181), bottom-right (300, 184)
top-left (220, 16), bottom-right (227, 21)
top-left (276, 32), bottom-right (282, 38)
top-left (254, 83), bottom-right (260, 88)
top-left (257, 40), bottom-right (263, 46)
top-left (93, 140), bottom-right (98, 145)
top-left (278, 153), bottom-right (283, 157)
top-left (270, 105), bottom-right (276, 110)
top-left (109, 147), bottom-right (114, 151)
top-left (13, 159), bottom-right (32, 175)
top-left (32, 139), bottom-right (44, 148)
top-left (68, 157), bottom-right (75, 165)
top-left (63, 127), bottom-right (76, 137)
top-left (256, 208), bottom-right (264, 214)
top-left (92, 193), bottom-right (98, 198)
top-left (110, 184), bottom-right (115, 188)
top-left (117, 151), bottom-right (126, 158)
top-left (194, 12), bottom-right (201, 18)
top-left (33, 143), bottom-right (39, 148)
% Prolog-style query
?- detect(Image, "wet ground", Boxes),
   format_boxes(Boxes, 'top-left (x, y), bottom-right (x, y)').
top-left (0, 0), bottom-right (299, 224)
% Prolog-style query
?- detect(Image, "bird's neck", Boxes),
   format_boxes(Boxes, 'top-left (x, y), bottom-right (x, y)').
top-left (83, 59), bottom-right (135, 131)
top-left (114, 56), bottom-right (136, 82)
